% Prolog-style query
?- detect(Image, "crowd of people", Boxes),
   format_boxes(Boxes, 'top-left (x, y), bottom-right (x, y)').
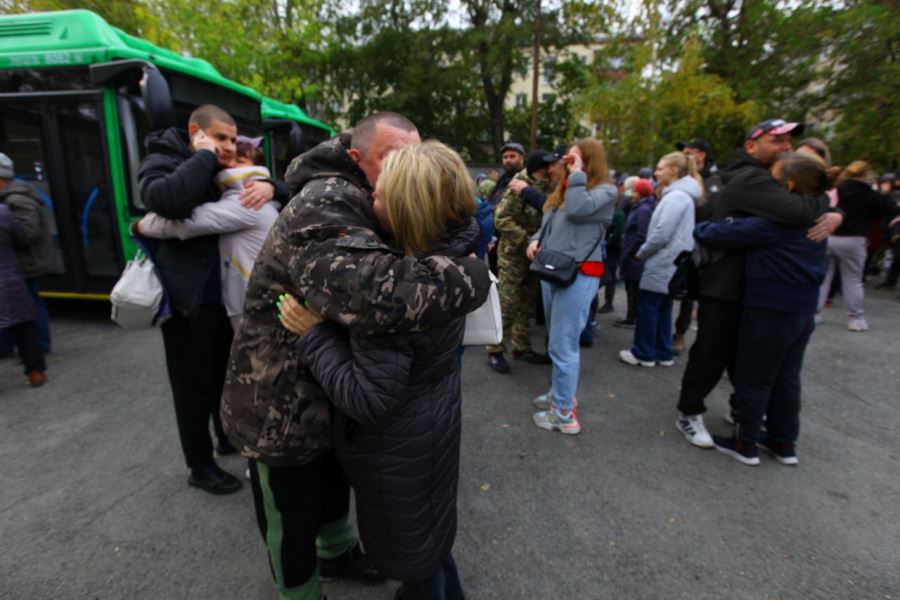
top-left (4, 104), bottom-right (898, 600)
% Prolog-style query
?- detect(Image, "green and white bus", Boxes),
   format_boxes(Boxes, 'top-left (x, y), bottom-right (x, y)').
top-left (0, 9), bottom-right (333, 299)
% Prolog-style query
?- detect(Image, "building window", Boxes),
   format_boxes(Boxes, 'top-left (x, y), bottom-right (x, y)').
top-left (543, 57), bottom-right (558, 84)
top-left (515, 93), bottom-right (527, 107)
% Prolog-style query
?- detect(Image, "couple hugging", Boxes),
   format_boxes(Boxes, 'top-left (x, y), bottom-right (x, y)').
top-left (220, 112), bottom-right (489, 600)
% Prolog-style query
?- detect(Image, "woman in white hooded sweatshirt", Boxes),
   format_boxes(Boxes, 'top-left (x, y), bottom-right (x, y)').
top-left (620, 152), bottom-right (700, 367)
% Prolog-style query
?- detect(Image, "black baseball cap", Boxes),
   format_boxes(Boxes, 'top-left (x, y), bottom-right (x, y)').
top-left (745, 119), bottom-right (804, 141)
top-left (676, 139), bottom-right (712, 156)
top-left (525, 149), bottom-right (558, 176)
top-left (500, 142), bottom-right (526, 156)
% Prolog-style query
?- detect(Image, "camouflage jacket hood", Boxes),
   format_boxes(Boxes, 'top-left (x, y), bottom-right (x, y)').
top-left (284, 134), bottom-right (371, 198)
top-left (220, 138), bottom-right (491, 466)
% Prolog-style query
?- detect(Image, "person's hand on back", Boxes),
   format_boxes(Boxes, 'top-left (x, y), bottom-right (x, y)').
top-left (277, 293), bottom-right (322, 336)
top-left (240, 181), bottom-right (275, 211)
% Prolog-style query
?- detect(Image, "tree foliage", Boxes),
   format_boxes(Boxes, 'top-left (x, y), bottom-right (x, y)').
top-left (4, 0), bottom-right (898, 169)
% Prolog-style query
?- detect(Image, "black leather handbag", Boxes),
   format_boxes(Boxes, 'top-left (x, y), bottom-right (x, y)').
top-left (529, 210), bottom-right (603, 288)
top-left (530, 247), bottom-right (580, 286)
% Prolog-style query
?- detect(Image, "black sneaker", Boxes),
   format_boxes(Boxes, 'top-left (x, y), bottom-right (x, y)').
top-left (712, 435), bottom-right (760, 466)
top-left (525, 352), bottom-right (552, 365)
top-left (216, 439), bottom-right (238, 456)
top-left (487, 352), bottom-right (511, 374)
top-left (613, 318), bottom-right (636, 329)
top-left (758, 437), bottom-right (798, 465)
top-left (188, 464), bottom-right (242, 494)
top-left (319, 542), bottom-right (386, 583)
top-left (598, 303), bottom-right (614, 314)
top-left (513, 350), bottom-right (551, 365)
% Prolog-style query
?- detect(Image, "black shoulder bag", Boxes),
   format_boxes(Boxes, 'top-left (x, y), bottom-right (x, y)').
top-left (528, 211), bottom-right (603, 288)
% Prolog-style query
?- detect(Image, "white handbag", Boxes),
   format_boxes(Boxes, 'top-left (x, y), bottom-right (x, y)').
top-left (463, 271), bottom-right (502, 346)
top-left (110, 249), bottom-right (169, 329)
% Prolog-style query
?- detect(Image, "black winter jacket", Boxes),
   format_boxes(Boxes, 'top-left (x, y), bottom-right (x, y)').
top-left (832, 179), bottom-right (898, 237)
top-left (137, 128), bottom-right (288, 317)
top-left (296, 219), bottom-right (480, 582)
top-left (700, 149), bottom-right (830, 302)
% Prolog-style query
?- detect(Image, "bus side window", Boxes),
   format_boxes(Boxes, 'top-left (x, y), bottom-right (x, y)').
top-left (117, 94), bottom-right (149, 213)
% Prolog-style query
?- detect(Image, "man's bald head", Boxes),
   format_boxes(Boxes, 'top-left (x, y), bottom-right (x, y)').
top-left (349, 112), bottom-right (420, 188)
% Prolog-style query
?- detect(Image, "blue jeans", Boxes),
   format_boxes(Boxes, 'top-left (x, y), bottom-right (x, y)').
top-left (399, 553), bottom-right (464, 600)
top-left (0, 278), bottom-right (51, 353)
top-left (631, 289), bottom-right (673, 362)
top-left (542, 274), bottom-right (601, 411)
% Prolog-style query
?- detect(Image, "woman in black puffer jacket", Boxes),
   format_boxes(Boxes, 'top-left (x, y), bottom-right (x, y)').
top-left (284, 141), bottom-right (480, 600)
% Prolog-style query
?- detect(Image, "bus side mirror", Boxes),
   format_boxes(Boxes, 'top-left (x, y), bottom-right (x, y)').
top-left (139, 66), bottom-right (175, 131)
top-left (90, 60), bottom-right (175, 132)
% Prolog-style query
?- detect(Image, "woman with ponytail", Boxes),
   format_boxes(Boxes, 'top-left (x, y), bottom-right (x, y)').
top-left (526, 139), bottom-right (617, 435)
top-left (619, 152), bottom-right (700, 368)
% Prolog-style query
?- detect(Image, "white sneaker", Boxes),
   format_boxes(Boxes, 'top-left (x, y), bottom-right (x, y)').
top-left (847, 318), bottom-right (869, 331)
top-left (658, 359), bottom-right (675, 367)
top-left (619, 349), bottom-right (655, 367)
top-left (533, 393), bottom-right (578, 411)
top-left (676, 414), bottom-right (714, 448)
top-left (814, 313), bottom-right (823, 325)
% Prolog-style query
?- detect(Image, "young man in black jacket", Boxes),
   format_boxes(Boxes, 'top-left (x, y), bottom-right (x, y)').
top-left (674, 119), bottom-right (843, 449)
top-left (137, 104), bottom-right (285, 495)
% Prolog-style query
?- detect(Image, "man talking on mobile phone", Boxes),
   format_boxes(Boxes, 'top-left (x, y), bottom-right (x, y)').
top-left (137, 104), bottom-right (287, 495)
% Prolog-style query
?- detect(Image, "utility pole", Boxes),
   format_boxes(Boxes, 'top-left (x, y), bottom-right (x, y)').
top-left (529, 0), bottom-right (541, 151)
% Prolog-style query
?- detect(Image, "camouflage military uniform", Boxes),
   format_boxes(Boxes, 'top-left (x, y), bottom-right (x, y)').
top-left (486, 169), bottom-right (551, 355)
top-left (220, 136), bottom-right (491, 467)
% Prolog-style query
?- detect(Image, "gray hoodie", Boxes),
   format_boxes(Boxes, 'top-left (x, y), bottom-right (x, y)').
top-left (531, 171), bottom-right (617, 264)
top-left (637, 176), bottom-right (699, 294)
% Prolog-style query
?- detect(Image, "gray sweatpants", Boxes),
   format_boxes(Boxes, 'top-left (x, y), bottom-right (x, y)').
top-left (818, 235), bottom-right (867, 319)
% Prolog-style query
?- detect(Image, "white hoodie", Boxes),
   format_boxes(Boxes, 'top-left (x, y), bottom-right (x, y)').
top-left (636, 175), bottom-right (699, 294)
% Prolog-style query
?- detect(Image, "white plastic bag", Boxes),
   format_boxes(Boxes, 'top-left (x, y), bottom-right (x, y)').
top-left (463, 271), bottom-right (502, 346)
top-left (110, 250), bottom-right (168, 329)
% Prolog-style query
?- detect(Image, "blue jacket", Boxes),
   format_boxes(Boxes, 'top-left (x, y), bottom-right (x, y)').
top-left (474, 197), bottom-right (495, 260)
top-left (619, 196), bottom-right (655, 282)
top-left (694, 216), bottom-right (826, 314)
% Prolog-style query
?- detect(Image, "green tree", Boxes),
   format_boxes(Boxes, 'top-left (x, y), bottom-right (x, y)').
top-left (820, 0), bottom-right (900, 169)
top-left (580, 36), bottom-right (758, 170)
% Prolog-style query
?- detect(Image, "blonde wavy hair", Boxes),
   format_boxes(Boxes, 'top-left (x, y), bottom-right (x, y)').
top-left (658, 152), bottom-right (705, 204)
top-left (379, 140), bottom-right (476, 257)
top-left (544, 138), bottom-right (610, 212)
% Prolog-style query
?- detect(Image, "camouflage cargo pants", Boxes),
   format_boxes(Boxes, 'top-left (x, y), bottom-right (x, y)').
top-left (486, 242), bottom-right (539, 355)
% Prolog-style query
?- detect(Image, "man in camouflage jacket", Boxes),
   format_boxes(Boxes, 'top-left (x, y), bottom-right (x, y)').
top-left (219, 113), bottom-right (491, 599)
top-left (485, 150), bottom-right (556, 373)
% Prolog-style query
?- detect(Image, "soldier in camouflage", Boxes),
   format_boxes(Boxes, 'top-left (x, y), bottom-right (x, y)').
top-left (220, 113), bottom-right (491, 600)
top-left (486, 150), bottom-right (558, 373)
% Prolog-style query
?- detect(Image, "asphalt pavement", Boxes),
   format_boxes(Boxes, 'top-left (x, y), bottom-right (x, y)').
top-left (1, 287), bottom-right (898, 600)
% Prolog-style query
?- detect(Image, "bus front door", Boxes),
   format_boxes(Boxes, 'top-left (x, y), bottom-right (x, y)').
top-left (0, 96), bottom-right (121, 297)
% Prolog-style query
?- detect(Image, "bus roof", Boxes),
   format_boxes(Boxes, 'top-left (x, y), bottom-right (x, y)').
top-left (262, 97), bottom-right (334, 135)
top-left (0, 9), bottom-right (331, 133)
